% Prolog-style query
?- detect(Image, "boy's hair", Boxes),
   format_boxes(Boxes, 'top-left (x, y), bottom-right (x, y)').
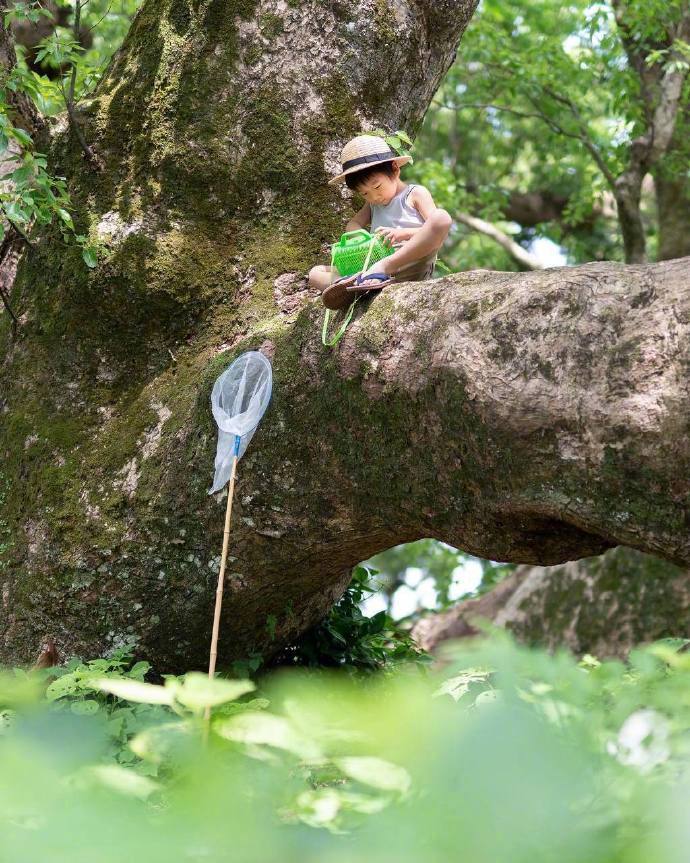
top-left (344, 160), bottom-right (397, 191)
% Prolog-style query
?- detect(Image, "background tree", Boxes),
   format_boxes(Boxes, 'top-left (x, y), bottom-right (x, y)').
top-left (412, 546), bottom-right (690, 660)
top-left (410, 0), bottom-right (690, 270)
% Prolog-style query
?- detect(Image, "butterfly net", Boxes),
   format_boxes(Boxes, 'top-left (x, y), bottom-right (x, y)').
top-left (208, 351), bottom-right (273, 494)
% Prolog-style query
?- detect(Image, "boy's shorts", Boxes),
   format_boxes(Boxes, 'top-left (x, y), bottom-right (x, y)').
top-left (390, 250), bottom-right (437, 283)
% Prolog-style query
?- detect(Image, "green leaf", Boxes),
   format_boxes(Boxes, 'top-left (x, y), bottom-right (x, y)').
top-left (129, 721), bottom-right (192, 763)
top-left (129, 661), bottom-right (151, 679)
top-left (3, 201), bottom-right (28, 224)
top-left (172, 672), bottom-right (255, 711)
top-left (8, 126), bottom-right (32, 148)
top-left (334, 757), bottom-right (411, 794)
top-left (77, 764), bottom-right (160, 799)
top-left (82, 246), bottom-right (98, 268)
top-left (215, 712), bottom-right (323, 760)
top-left (92, 677), bottom-right (174, 705)
top-left (46, 673), bottom-right (82, 701)
top-left (57, 207), bottom-right (74, 228)
top-left (434, 668), bottom-right (493, 702)
top-left (70, 699), bottom-right (100, 715)
top-left (10, 165), bottom-right (31, 185)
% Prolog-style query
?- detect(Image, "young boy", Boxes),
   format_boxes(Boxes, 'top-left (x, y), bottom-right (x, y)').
top-left (309, 134), bottom-right (453, 310)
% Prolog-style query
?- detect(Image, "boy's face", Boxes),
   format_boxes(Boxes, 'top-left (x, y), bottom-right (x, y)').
top-left (354, 166), bottom-right (400, 206)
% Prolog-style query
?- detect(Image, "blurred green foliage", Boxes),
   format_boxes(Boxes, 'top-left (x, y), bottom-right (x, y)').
top-left (2, 634), bottom-right (690, 860)
top-left (6, 0), bottom-right (141, 115)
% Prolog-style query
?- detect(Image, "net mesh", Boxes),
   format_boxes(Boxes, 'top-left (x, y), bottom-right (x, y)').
top-left (208, 351), bottom-right (273, 494)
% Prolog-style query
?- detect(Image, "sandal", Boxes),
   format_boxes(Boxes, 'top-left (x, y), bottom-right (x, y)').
top-left (322, 274), bottom-right (359, 310)
top-left (346, 272), bottom-right (395, 292)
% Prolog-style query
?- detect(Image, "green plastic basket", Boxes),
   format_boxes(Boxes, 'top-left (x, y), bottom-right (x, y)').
top-left (330, 229), bottom-right (394, 276)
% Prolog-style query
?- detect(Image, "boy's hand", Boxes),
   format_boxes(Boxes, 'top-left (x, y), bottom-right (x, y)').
top-left (374, 226), bottom-right (409, 246)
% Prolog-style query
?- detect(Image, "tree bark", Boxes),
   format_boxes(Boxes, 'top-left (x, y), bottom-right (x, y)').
top-left (2, 245), bottom-right (689, 670)
top-left (412, 547), bottom-right (690, 661)
top-left (655, 105), bottom-right (690, 261)
top-left (0, 0), bottom-right (480, 670)
top-left (657, 171), bottom-right (690, 261)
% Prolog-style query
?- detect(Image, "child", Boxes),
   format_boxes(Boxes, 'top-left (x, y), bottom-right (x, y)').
top-left (309, 134), bottom-right (453, 310)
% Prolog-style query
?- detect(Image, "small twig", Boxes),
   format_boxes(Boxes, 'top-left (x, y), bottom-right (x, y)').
top-left (524, 90), bottom-right (618, 190)
top-left (0, 282), bottom-right (18, 328)
top-left (6, 217), bottom-right (34, 248)
top-left (65, 99), bottom-right (102, 168)
top-left (86, 0), bottom-right (113, 33)
top-left (432, 99), bottom-right (549, 123)
top-left (67, 0), bottom-right (81, 107)
top-left (54, 18), bottom-right (102, 171)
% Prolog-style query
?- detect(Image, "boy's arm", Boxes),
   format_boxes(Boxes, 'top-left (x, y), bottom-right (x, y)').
top-left (409, 185), bottom-right (440, 222)
top-left (345, 202), bottom-right (371, 233)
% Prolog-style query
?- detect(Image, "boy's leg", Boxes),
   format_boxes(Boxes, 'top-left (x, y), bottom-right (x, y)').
top-left (359, 209), bottom-right (452, 286)
top-left (308, 265), bottom-right (338, 292)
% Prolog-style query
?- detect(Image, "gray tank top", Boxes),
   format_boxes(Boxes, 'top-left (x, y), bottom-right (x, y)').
top-left (370, 184), bottom-right (424, 231)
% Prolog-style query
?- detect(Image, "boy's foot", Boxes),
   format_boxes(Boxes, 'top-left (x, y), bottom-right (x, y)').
top-left (347, 271), bottom-right (395, 292)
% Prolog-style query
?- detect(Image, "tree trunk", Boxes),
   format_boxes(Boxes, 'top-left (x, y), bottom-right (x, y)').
top-left (412, 547), bottom-right (690, 661)
top-left (656, 172), bottom-right (690, 261)
top-left (0, 2), bottom-right (44, 136)
top-left (610, 1), bottom-right (690, 264)
top-left (0, 0), bottom-right (479, 670)
top-left (655, 107), bottom-right (690, 262)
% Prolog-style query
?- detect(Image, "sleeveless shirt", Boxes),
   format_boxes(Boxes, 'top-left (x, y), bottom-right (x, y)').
top-left (370, 184), bottom-right (437, 282)
top-left (370, 184), bottom-right (425, 231)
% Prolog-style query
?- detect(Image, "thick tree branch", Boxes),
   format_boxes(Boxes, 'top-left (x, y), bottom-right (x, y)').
top-left (0, 0), bottom-right (481, 671)
top-left (455, 211), bottom-right (544, 269)
top-left (412, 547), bottom-right (690, 660)
top-left (2, 0), bottom-right (688, 675)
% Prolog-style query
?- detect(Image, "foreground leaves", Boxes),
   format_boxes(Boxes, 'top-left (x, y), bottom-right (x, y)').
top-left (1, 635), bottom-right (690, 861)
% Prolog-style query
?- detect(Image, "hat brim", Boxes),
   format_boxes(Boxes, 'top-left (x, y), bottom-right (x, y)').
top-left (328, 155), bottom-right (412, 186)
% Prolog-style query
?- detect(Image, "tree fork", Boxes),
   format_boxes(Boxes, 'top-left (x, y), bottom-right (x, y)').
top-left (1, 1), bottom-right (688, 672)
top-left (0, 0), bottom-right (479, 669)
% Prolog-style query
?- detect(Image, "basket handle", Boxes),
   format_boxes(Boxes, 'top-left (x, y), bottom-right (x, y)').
top-left (337, 229), bottom-right (372, 247)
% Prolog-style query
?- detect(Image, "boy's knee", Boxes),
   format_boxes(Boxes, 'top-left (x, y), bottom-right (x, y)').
top-left (308, 265), bottom-right (323, 285)
top-left (432, 209), bottom-right (453, 235)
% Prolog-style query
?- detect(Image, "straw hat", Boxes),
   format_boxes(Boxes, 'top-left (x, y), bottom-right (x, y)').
top-left (328, 134), bottom-right (412, 185)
